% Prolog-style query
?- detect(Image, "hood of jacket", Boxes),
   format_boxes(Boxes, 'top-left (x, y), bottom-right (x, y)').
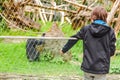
top-left (89, 20), bottom-right (111, 37)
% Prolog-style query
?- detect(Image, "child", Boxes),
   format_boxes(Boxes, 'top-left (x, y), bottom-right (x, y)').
top-left (60, 6), bottom-right (116, 80)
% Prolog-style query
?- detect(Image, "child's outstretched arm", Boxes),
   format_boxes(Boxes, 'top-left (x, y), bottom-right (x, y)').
top-left (61, 27), bottom-right (86, 54)
top-left (61, 39), bottom-right (78, 53)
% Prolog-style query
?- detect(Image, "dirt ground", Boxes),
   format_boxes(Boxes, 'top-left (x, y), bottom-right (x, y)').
top-left (0, 73), bottom-right (120, 80)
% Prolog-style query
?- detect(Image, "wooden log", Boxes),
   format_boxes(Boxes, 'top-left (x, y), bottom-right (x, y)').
top-left (41, 12), bottom-right (54, 15)
top-left (60, 11), bottom-right (65, 25)
top-left (49, 0), bottom-right (55, 22)
top-left (2, 0), bottom-right (41, 30)
top-left (34, 0), bottom-right (46, 24)
top-left (21, 0), bottom-right (31, 6)
top-left (49, 10), bottom-right (54, 21)
top-left (26, 3), bottom-right (77, 14)
top-left (38, 0), bottom-right (48, 22)
top-left (0, 13), bottom-right (25, 31)
top-left (112, 18), bottom-right (118, 22)
top-left (39, 9), bottom-right (46, 24)
top-left (89, 0), bottom-right (98, 7)
top-left (63, 0), bottom-right (93, 11)
top-left (0, 13), bottom-right (17, 28)
top-left (16, 15), bottom-right (40, 30)
top-left (114, 10), bottom-right (120, 37)
top-left (64, 16), bottom-right (71, 24)
top-left (107, 0), bottom-right (120, 25)
top-left (24, 6), bottom-right (39, 21)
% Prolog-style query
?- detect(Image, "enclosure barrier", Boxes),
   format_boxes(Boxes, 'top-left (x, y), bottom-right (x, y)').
top-left (0, 36), bottom-right (120, 79)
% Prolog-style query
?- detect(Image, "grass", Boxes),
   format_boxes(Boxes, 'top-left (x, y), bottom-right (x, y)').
top-left (0, 21), bottom-right (78, 36)
top-left (0, 22), bottom-right (83, 76)
top-left (0, 40), bottom-right (120, 76)
top-left (0, 22), bottom-right (120, 76)
top-left (0, 42), bottom-right (83, 76)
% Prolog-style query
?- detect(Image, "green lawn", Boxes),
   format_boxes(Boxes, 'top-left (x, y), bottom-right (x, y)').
top-left (0, 22), bottom-right (120, 76)
top-left (0, 40), bottom-right (120, 75)
top-left (0, 42), bottom-right (83, 76)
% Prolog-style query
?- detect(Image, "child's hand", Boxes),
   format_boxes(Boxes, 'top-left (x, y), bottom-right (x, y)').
top-left (59, 50), bottom-right (64, 56)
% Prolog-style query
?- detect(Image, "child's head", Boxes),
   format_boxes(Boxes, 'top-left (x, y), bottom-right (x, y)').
top-left (91, 6), bottom-right (108, 22)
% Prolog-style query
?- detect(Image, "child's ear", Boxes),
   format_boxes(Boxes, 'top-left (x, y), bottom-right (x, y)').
top-left (91, 15), bottom-right (97, 22)
top-left (90, 18), bottom-right (94, 22)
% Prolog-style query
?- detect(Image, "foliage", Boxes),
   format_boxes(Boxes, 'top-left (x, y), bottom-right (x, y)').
top-left (0, 19), bottom-right (8, 31)
top-left (110, 39), bottom-right (120, 74)
top-left (110, 55), bottom-right (120, 74)
top-left (110, 67), bottom-right (120, 74)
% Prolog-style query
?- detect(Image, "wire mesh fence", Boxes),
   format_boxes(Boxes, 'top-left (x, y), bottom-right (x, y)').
top-left (0, 36), bottom-right (120, 76)
top-left (0, 36), bottom-right (81, 75)
top-left (0, 0), bottom-right (120, 79)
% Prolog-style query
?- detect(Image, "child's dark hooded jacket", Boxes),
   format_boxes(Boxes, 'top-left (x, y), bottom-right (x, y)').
top-left (62, 20), bottom-right (116, 74)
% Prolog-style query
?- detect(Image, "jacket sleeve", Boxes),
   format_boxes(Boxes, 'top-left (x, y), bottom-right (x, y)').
top-left (110, 29), bottom-right (116, 56)
top-left (62, 27), bottom-right (85, 53)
